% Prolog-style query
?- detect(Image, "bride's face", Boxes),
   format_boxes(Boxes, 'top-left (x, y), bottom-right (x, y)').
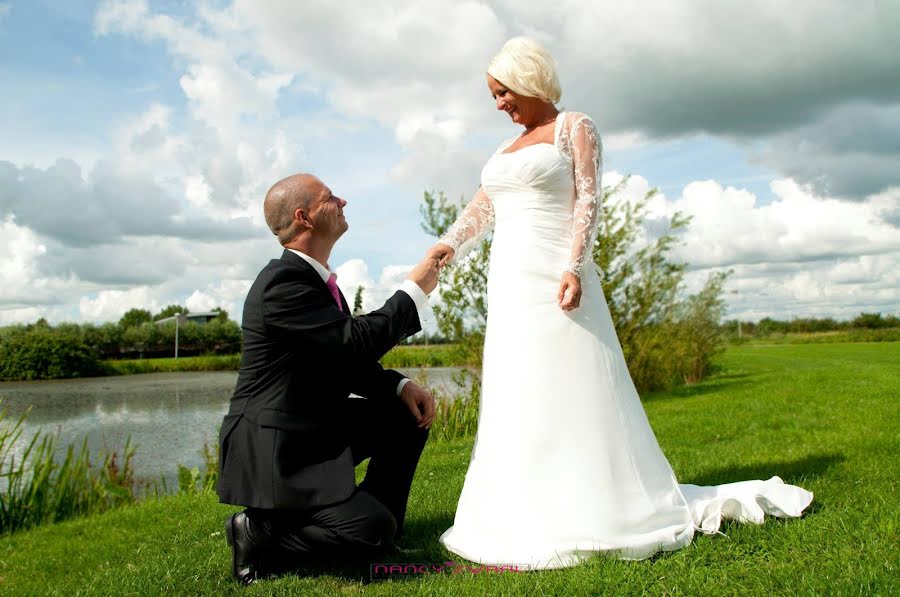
top-left (487, 75), bottom-right (522, 124)
top-left (487, 74), bottom-right (534, 126)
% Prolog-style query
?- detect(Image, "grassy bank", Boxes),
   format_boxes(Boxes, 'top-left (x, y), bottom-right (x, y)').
top-left (94, 330), bottom-right (899, 377)
top-left (1, 342), bottom-right (897, 594)
top-left (103, 354), bottom-right (241, 375)
top-left (102, 344), bottom-right (467, 376)
top-left (381, 344), bottom-right (465, 368)
top-left (730, 327), bottom-right (900, 345)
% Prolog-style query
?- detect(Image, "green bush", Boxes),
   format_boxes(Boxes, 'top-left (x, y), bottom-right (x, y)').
top-left (0, 407), bottom-right (136, 534)
top-left (0, 322), bottom-right (104, 381)
top-left (852, 312), bottom-right (899, 329)
top-left (0, 307), bottom-right (243, 380)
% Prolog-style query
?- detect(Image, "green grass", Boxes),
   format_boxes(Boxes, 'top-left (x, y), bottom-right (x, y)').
top-left (97, 331), bottom-right (899, 378)
top-left (0, 413), bottom-right (137, 534)
top-left (101, 345), bottom-right (467, 376)
top-left (730, 327), bottom-right (900, 345)
top-left (381, 344), bottom-right (465, 368)
top-left (2, 343), bottom-right (897, 595)
top-left (103, 354), bottom-right (241, 375)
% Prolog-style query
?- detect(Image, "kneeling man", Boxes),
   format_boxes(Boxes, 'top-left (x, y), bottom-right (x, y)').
top-left (217, 174), bottom-right (439, 584)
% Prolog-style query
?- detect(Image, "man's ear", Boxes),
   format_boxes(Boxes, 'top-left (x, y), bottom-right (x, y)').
top-left (295, 207), bottom-right (313, 230)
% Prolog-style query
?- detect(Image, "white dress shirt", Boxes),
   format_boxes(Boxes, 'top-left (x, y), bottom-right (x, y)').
top-left (286, 248), bottom-right (428, 397)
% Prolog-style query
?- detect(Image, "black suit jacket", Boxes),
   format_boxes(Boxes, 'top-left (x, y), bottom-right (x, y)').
top-left (217, 249), bottom-right (422, 509)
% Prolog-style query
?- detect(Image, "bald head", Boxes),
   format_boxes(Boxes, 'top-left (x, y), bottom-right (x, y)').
top-left (264, 173), bottom-right (319, 245)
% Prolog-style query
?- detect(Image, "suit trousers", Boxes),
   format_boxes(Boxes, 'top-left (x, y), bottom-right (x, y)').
top-left (243, 396), bottom-right (429, 566)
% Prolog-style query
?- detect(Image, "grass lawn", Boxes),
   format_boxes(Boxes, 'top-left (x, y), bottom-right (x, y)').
top-left (101, 344), bottom-right (464, 376)
top-left (104, 354), bottom-right (241, 375)
top-left (1, 343), bottom-right (897, 595)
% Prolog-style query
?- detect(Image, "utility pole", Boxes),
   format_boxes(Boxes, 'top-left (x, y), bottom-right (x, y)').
top-left (175, 313), bottom-right (188, 358)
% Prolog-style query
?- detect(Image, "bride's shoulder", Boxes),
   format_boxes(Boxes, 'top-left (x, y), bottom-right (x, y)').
top-left (561, 110), bottom-right (597, 129)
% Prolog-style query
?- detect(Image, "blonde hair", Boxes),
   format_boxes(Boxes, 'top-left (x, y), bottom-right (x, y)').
top-left (487, 37), bottom-right (561, 104)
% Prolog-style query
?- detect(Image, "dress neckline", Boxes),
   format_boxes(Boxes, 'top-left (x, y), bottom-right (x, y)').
top-left (498, 112), bottom-right (564, 156)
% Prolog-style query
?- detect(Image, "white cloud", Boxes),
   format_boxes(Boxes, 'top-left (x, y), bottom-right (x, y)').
top-left (0, 158), bottom-right (259, 247)
top-left (185, 279), bottom-right (253, 318)
top-left (79, 286), bottom-right (162, 322)
top-left (603, 175), bottom-right (900, 319)
top-left (95, 1), bottom-right (303, 212)
top-left (661, 179), bottom-right (899, 268)
top-left (335, 258), bottom-right (418, 314)
top-left (0, 217), bottom-right (52, 307)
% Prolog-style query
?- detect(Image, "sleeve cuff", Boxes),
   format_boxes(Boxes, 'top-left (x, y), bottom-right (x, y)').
top-left (398, 279), bottom-right (429, 327)
top-left (396, 377), bottom-right (412, 397)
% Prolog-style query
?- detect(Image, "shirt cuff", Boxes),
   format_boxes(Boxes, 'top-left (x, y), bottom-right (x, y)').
top-left (398, 279), bottom-right (429, 326)
top-left (396, 377), bottom-right (412, 397)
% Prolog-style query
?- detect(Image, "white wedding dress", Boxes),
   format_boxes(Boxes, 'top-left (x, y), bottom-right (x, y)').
top-left (436, 111), bottom-right (813, 569)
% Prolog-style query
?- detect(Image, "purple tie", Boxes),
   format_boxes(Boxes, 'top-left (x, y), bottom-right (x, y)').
top-left (325, 273), bottom-right (343, 312)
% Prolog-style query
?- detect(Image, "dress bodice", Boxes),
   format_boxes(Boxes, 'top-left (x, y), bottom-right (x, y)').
top-left (440, 111), bottom-right (603, 277)
top-left (481, 129), bottom-right (576, 250)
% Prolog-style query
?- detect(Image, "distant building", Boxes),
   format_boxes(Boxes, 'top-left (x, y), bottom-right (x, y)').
top-left (154, 311), bottom-right (220, 326)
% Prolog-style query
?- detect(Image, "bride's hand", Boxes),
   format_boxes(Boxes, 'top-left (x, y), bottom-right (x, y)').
top-left (557, 272), bottom-right (582, 311)
top-left (426, 243), bottom-right (455, 268)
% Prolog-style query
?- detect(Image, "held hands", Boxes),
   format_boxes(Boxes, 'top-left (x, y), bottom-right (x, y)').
top-left (400, 381), bottom-right (436, 429)
top-left (406, 243), bottom-right (455, 295)
top-left (557, 271), bottom-right (582, 311)
top-left (426, 243), bottom-right (455, 268)
top-left (407, 256), bottom-right (442, 295)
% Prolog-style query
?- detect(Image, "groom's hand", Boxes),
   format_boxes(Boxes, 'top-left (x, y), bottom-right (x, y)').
top-left (400, 381), bottom-right (436, 429)
top-left (407, 257), bottom-right (441, 295)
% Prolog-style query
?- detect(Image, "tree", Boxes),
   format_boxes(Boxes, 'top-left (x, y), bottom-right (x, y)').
top-left (119, 308), bottom-right (153, 329)
top-left (211, 307), bottom-right (229, 321)
top-left (420, 190), bottom-right (490, 369)
top-left (353, 286), bottom-right (365, 316)
top-left (852, 312), bottom-right (892, 329)
top-left (154, 305), bottom-right (188, 321)
top-left (675, 271), bottom-right (730, 383)
top-left (594, 180), bottom-right (689, 355)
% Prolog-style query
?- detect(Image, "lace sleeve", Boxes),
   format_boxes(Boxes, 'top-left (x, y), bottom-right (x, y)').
top-left (565, 115), bottom-right (603, 278)
top-left (438, 186), bottom-right (495, 263)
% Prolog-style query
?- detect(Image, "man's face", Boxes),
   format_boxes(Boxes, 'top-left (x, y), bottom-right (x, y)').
top-left (306, 179), bottom-right (348, 240)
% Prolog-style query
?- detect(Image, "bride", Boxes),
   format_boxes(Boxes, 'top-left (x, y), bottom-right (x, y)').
top-left (427, 37), bottom-right (813, 569)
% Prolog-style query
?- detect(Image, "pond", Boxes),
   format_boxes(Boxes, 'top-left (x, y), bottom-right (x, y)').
top-left (0, 367), bottom-right (470, 490)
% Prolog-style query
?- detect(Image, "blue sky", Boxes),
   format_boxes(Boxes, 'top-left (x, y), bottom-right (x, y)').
top-left (1, 0), bottom-right (897, 325)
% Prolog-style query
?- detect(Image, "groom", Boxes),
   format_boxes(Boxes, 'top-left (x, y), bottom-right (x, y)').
top-left (217, 173), bottom-right (440, 584)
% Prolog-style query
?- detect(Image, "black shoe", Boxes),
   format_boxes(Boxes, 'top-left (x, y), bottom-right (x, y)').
top-left (384, 540), bottom-right (425, 558)
top-left (225, 512), bottom-right (262, 585)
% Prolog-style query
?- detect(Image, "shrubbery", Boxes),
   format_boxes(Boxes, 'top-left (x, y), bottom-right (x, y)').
top-left (0, 310), bottom-right (242, 381)
top-left (723, 312), bottom-right (900, 340)
top-left (0, 407), bottom-right (136, 534)
top-left (0, 321), bottom-right (105, 381)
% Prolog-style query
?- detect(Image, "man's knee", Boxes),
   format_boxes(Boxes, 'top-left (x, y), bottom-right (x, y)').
top-left (363, 503), bottom-right (397, 544)
top-left (337, 490), bottom-right (397, 547)
top-left (396, 410), bottom-right (430, 449)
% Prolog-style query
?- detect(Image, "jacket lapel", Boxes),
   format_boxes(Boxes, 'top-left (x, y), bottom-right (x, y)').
top-left (280, 249), bottom-right (349, 313)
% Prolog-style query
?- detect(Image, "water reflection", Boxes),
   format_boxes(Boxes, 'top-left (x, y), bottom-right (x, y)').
top-left (0, 368), bottom-right (468, 489)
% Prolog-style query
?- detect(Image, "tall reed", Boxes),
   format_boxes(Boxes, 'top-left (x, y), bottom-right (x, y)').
top-left (427, 369), bottom-right (482, 442)
top-left (0, 406), bottom-right (136, 534)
